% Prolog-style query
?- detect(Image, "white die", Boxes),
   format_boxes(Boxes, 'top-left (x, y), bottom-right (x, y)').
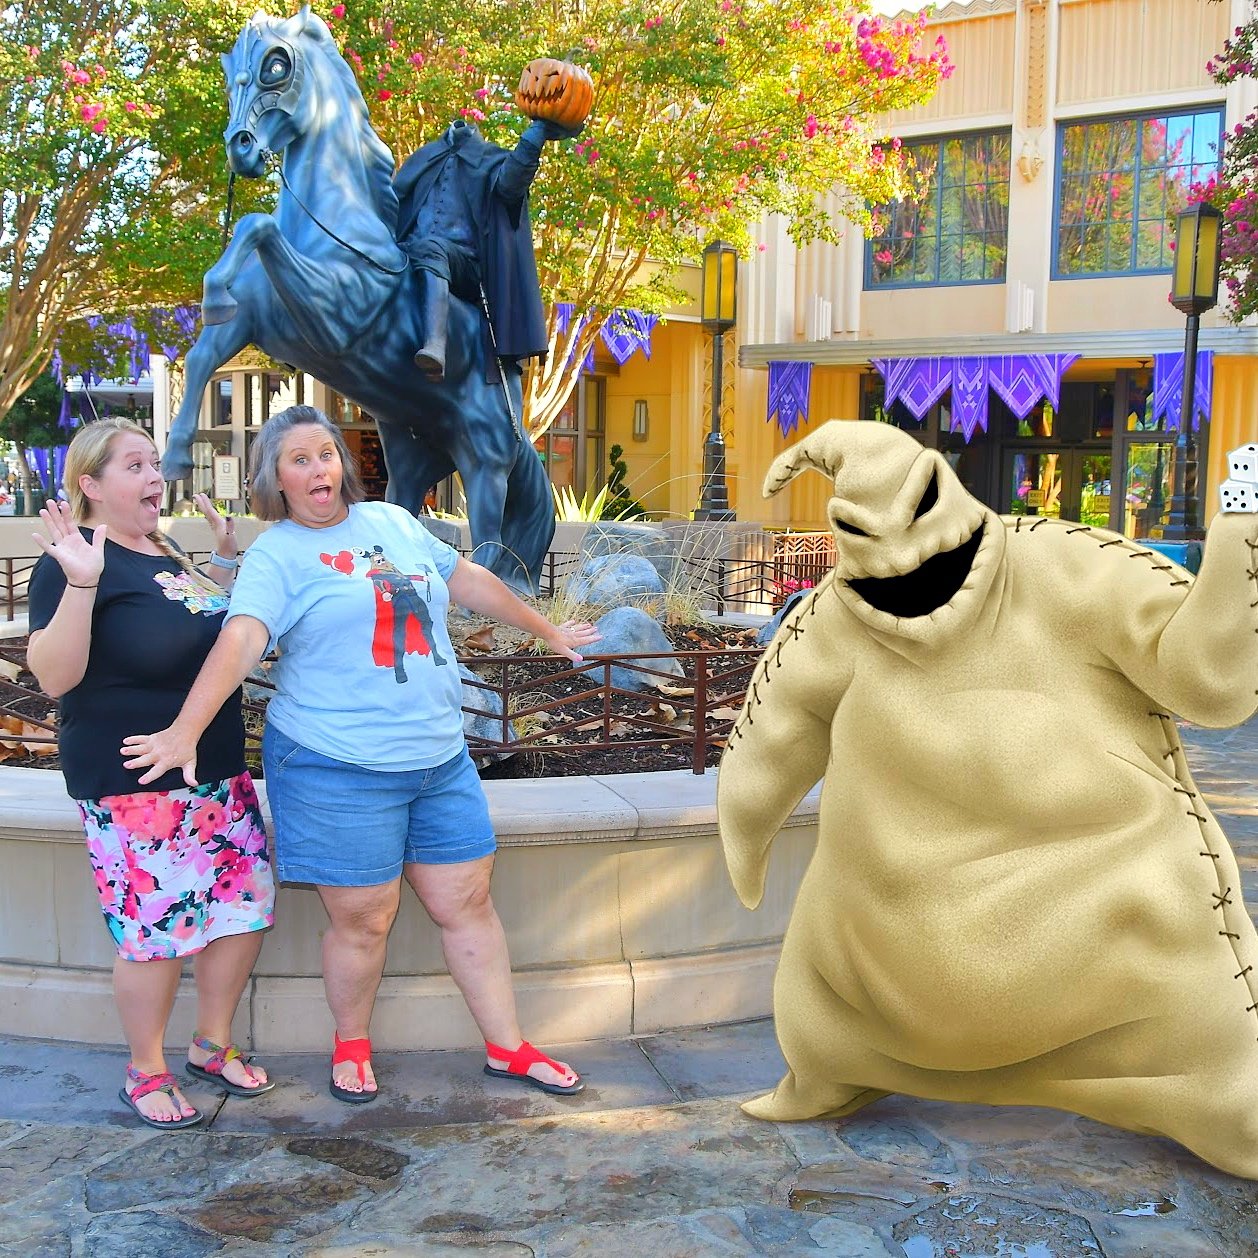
top-left (1220, 478), bottom-right (1256, 513)
top-left (1227, 443), bottom-right (1258, 484)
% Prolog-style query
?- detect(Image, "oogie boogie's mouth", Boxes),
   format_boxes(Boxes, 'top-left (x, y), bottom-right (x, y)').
top-left (845, 524), bottom-right (984, 618)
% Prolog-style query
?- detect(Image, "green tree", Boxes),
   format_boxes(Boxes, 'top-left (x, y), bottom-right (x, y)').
top-left (326, 0), bottom-right (952, 437)
top-left (0, 0), bottom-right (265, 423)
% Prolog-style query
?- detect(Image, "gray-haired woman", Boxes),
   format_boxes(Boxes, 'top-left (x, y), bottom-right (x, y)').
top-left (123, 406), bottom-right (597, 1102)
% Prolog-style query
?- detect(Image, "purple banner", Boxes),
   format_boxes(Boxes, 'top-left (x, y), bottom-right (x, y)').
top-left (767, 361), bottom-right (813, 437)
top-left (1152, 350), bottom-right (1212, 430)
top-left (950, 356), bottom-right (988, 442)
top-left (873, 357), bottom-right (951, 419)
top-left (873, 354), bottom-right (1081, 439)
top-left (601, 309), bottom-right (658, 365)
top-left (555, 302), bottom-right (595, 372)
top-left (555, 305), bottom-right (657, 372)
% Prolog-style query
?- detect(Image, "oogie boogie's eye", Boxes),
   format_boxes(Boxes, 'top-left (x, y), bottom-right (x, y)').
top-left (259, 49), bottom-right (291, 86)
top-left (914, 470), bottom-right (939, 520)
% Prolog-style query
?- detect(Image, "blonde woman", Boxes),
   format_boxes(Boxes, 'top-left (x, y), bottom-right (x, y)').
top-left (27, 418), bottom-right (276, 1130)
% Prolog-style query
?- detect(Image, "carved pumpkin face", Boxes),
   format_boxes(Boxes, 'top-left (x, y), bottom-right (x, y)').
top-left (514, 58), bottom-right (594, 129)
top-left (766, 421), bottom-right (1005, 633)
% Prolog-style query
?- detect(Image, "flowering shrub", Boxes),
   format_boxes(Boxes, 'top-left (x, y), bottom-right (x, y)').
top-left (1199, 21), bottom-right (1258, 319)
top-left (773, 575), bottom-right (816, 599)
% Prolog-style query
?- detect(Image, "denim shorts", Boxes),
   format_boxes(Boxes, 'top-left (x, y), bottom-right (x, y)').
top-left (262, 724), bottom-right (497, 886)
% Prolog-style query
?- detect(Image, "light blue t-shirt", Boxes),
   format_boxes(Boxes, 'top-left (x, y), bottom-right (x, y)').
top-left (227, 501), bottom-right (464, 770)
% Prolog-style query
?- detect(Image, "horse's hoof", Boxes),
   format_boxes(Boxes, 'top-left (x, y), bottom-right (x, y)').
top-left (162, 458), bottom-right (194, 481)
top-left (202, 297), bottom-right (238, 326)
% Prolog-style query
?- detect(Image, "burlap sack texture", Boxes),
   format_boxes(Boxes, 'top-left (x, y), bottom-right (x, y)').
top-left (718, 420), bottom-right (1258, 1180)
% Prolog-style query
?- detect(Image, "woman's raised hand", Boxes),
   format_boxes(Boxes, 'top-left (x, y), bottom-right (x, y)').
top-left (194, 493), bottom-right (237, 562)
top-left (32, 500), bottom-right (104, 589)
top-left (543, 619), bottom-right (601, 663)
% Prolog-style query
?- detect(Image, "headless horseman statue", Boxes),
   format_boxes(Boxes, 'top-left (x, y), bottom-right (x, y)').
top-left (393, 116), bottom-right (580, 382)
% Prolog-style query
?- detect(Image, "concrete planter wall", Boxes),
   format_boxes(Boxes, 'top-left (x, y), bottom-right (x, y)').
top-left (0, 766), bottom-right (816, 1051)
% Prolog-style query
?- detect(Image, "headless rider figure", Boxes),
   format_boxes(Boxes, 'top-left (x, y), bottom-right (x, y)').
top-left (393, 117), bottom-right (580, 381)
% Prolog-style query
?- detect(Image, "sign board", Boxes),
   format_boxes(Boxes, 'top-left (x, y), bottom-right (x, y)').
top-left (213, 455), bottom-right (242, 500)
top-left (1093, 494), bottom-right (1111, 514)
top-left (1026, 489), bottom-right (1045, 508)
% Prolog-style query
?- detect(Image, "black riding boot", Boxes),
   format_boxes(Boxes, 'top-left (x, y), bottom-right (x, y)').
top-left (413, 271), bottom-right (450, 380)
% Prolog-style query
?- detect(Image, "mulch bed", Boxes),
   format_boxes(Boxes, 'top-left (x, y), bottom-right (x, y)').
top-left (0, 620), bottom-right (764, 779)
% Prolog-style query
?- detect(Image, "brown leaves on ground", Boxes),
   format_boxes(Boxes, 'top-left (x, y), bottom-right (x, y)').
top-left (461, 624), bottom-right (498, 654)
top-left (0, 714), bottom-right (56, 759)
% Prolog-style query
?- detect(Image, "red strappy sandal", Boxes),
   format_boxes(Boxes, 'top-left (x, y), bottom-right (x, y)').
top-left (330, 1031), bottom-right (378, 1104)
top-left (483, 1039), bottom-right (584, 1095)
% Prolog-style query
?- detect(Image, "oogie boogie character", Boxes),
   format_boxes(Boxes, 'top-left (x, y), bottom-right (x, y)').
top-left (719, 420), bottom-right (1258, 1180)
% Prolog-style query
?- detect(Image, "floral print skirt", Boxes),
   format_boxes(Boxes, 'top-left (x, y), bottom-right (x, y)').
top-left (76, 772), bottom-right (275, 962)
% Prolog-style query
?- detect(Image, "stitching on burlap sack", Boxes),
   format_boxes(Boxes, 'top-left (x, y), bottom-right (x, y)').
top-left (729, 574), bottom-right (833, 743)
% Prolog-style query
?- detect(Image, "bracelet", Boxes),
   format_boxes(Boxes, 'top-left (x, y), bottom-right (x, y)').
top-left (208, 552), bottom-right (239, 570)
top-left (67, 582), bottom-right (98, 589)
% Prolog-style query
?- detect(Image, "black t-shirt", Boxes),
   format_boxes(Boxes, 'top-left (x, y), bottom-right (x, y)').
top-left (28, 537), bottom-right (245, 799)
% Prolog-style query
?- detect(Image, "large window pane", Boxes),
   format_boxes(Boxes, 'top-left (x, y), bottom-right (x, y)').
top-left (1055, 108), bottom-right (1221, 277)
top-left (867, 130), bottom-right (1010, 288)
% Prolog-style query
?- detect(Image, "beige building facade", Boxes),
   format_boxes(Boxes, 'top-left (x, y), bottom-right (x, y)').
top-left (731, 0), bottom-right (1258, 537)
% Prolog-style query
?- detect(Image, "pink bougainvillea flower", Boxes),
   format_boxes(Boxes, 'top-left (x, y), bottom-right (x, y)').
top-left (92, 119), bottom-right (107, 133)
top-left (331, 3), bottom-right (346, 16)
top-left (409, 51), bottom-right (425, 68)
top-left (124, 101), bottom-right (137, 112)
top-left (377, 88), bottom-right (393, 100)
top-left (804, 114), bottom-right (818, 139)
top-left (81, 103), bottom-right (104, 121)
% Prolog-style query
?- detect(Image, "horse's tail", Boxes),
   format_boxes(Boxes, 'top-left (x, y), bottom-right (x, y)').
top-left (504, 434), bottom-right (557, 594)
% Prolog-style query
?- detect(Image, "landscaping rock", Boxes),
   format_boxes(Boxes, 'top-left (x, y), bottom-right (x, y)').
top-left (580, 522), bottom-right (679, 586)
top-left (459, 663), bottom-right (516, 763)
top-left (592, 607), bottom-right (683, 692)
top-left (567, 554), bottom-right (666, 618)
top-left (755, 589), bottom-right (809, 645)
top-left (418, 516), bottom-right (463, 550)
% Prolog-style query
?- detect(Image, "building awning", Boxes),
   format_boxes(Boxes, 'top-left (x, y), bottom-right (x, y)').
top-left (739, 326), bottom-right (1258, 369)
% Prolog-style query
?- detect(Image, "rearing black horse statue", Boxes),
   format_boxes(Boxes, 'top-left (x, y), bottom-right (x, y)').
top-left (163, 6), bottom-right (555, 591)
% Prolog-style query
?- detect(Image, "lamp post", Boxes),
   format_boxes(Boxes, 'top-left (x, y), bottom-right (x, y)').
top-left (695, 240), bottom-right (737, 521)
top-left (1163, 202), bottom-right (1221, 540)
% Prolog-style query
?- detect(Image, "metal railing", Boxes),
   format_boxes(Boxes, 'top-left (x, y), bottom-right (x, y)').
top-left (0, 642), bottom-right (764, 774)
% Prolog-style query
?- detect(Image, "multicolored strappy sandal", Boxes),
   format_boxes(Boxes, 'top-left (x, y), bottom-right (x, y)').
top-left (483, 1039), bottom-right (584, 1095)
top-left (184, 1034), bottom-right (275, 1098)
top-left (330, 1031), bottom-right (378, 1104)
top-left (118, 1063), bottom-right (203, 1130)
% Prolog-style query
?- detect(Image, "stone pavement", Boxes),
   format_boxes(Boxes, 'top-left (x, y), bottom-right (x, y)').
top-left (1, 718), bottom-right (1257, 1258)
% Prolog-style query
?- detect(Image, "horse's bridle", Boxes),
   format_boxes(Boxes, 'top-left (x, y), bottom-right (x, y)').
top-left (223, 25), bottom-right (306, 148)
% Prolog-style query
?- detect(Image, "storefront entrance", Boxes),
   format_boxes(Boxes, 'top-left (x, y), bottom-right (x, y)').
top-left (1003, 449), bottom-right (1112, 528)
top-left (861, 368), bottom-right (1201, 539)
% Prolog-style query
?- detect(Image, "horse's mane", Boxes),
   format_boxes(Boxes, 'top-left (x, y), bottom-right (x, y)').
top-left (288, 13), bottom-right (400, 232)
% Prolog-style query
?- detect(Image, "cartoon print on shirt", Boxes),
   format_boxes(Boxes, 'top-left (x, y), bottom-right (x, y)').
top-left (319, 545), bottom-right (449, 683)
top-left (153, 571), bottom-right (230, 616)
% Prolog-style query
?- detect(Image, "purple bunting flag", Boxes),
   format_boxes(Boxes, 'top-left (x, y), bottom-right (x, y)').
top-left (873, 354), bottom-right (1082, 440)
top-left (767, 360), bottom-right (813, 437)
top-left (1151, 350), bottom-right (1212, 430)
top-left (950, 357), bottom-right (988, 441)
